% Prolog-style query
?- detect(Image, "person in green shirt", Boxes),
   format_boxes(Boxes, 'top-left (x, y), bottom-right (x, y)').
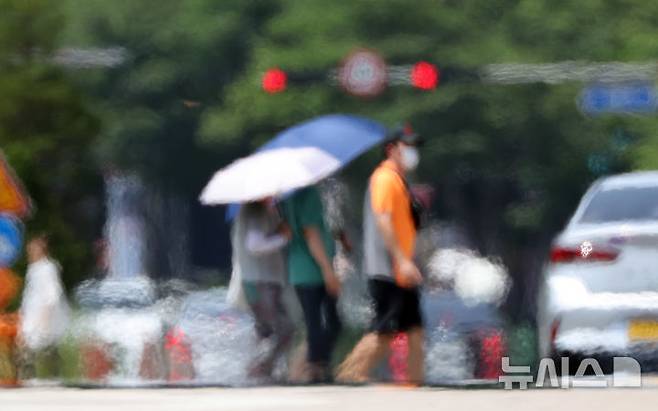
top-left (282, 185), bottom-right (342, 382)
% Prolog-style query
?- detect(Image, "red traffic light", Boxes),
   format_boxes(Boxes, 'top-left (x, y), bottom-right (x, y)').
top-left (410, 61), bottom-right (439, 90)
top-left (262, 68), bottom-right (287, 93)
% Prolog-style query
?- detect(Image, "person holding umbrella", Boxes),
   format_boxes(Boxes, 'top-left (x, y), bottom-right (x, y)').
top-left (199, 115), bottom-right (390, 382)
top-left (282, 185), bottom-right (342, 383)
top-left (337, 124), bottom-right (425, 384)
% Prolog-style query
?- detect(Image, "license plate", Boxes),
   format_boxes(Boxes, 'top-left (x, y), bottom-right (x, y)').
top-left (629, 319), bottom-right (658, 341)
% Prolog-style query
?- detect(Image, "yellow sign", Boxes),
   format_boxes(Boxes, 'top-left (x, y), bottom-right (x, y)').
top-left (629, 319), bottom-right (658, 342)
top-left (0, 153), bottom-right (30, 218)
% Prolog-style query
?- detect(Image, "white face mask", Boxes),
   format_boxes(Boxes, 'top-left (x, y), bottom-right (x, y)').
top-left (401, 146), bottom-right (419, 171)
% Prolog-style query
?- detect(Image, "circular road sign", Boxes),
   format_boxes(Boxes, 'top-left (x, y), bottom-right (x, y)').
top-left (339, 49), bottom-right (387, 97)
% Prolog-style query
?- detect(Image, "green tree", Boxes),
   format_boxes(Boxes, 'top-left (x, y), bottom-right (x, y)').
top-left (62, 0), bottom-right (278, 190)
top-left (0, 0), bottom-right (101, 289)
top-left (61, 0), bottom-right (278, 278)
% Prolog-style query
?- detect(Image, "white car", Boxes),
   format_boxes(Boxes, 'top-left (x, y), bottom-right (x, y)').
top-left (537, 171), bottom-right (658, 370)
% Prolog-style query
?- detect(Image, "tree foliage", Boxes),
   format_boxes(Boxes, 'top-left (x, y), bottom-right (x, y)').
top-left (0, 0), bottom-right (100, 289)
top-left (61, 0), bottom-right (278, 193)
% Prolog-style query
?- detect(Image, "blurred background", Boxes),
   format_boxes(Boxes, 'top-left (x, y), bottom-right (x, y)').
top-left (1, 0), bottom-right (658, 386)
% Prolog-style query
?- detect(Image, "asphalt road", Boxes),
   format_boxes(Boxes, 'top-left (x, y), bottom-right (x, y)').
top-left (2, 385), bottom-right (658, 411)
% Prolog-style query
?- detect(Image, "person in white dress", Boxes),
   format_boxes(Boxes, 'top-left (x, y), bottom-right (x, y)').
top-left (18, 235), bottom-right (70, 381)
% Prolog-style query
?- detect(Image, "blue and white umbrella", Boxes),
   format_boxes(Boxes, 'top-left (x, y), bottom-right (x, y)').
top-left (199, 114), bottom-right (387, 205)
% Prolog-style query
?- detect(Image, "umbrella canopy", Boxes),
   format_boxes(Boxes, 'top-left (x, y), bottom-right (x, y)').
top-left (200, 147), bottom-right (341, 204)
top-left (199, 114), bottom-right (388, 207)
top-left (258, 114), bottom-right (387, 161)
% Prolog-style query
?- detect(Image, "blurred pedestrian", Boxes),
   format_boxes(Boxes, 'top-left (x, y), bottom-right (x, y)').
top-left (283, 185), bottom-right (342, 383)
top-left (17, 234), bottom-right (70, 382)
top-left (232, 199), bottom-right (295, 380)
top-left (337, 124), bottom-right (425, 384)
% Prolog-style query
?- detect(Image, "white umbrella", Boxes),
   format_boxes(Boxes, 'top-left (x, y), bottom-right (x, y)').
top-left (200, 146), bottom-right (341, 204)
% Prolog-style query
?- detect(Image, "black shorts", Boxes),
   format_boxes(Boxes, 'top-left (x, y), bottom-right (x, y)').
top-left (368, 278), bottom-right (423, 334)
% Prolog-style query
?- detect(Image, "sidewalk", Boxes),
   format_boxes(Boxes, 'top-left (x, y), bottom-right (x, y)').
top-left (2, 384), bottom-right (658, 411)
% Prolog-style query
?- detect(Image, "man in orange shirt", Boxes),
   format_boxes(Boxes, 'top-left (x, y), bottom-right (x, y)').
top-left (337, 124), bottom-right (424, 384)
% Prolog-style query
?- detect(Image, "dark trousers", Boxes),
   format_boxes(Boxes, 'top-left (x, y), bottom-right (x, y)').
top-left (295, 285), bottom-right (342, 366)
top-left (243, 282), bottom-right (295, 373)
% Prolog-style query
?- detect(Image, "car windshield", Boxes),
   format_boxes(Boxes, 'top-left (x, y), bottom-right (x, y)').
top-left (579, 185), bottom-right (658, 223)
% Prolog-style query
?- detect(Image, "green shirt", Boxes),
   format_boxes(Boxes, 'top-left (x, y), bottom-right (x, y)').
top-left (283, 186), bottom-right (335, 286)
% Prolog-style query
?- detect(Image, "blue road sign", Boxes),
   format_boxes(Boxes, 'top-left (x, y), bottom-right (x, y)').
top-left (0, 214), bottom-right (22, 266)
top-left (579, 83), bottom-right (658, 115)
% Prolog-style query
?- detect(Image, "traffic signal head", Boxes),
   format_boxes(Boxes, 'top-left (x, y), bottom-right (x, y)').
top-left (262, 68), bottom-right (287, 93)
top-left (410, 61), bottom-right (439, 90)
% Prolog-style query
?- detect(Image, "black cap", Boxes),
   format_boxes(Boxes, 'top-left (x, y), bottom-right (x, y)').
top-left (386, 122), bottom-right (423, 146)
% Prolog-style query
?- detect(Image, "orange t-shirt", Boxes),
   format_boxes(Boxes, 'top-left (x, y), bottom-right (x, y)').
top-left (370, 160), bottom-right (417, 280)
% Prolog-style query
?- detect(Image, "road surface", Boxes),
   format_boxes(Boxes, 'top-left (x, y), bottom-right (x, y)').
top-left (2, 385), bottom-right (658, 411)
